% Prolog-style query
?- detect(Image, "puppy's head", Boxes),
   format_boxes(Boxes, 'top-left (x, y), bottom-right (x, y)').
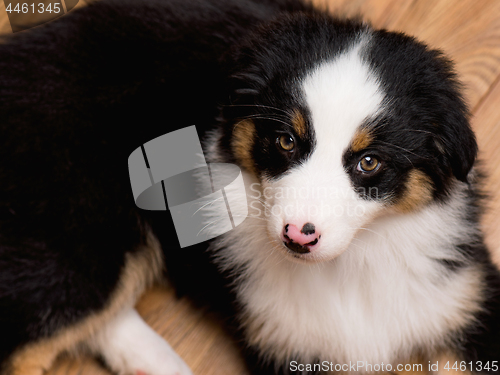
top-left (222, 15), bottom-right (477, 263)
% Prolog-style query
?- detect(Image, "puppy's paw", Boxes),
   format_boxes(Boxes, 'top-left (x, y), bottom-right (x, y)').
top-left (91, 308), bottom-right (193, 375)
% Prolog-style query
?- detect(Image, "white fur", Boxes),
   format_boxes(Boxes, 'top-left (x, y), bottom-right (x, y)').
top-left (211, 175), bottom-right (483, 367)
top-left (90, 308), bottom-right (193, 375)
top-left (204, 38), bottom-right (485, 369)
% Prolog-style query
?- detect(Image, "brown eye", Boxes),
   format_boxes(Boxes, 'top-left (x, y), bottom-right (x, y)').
top-left (357, 156), bottom-right (380, 173)
top-left (277, 134), bottom-right (295, 151)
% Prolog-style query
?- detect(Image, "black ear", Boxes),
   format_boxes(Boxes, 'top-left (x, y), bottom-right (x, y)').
top-left (429, 52), bottom-right (478, 183)
top-left (434, 108), bottom-right (477, 183)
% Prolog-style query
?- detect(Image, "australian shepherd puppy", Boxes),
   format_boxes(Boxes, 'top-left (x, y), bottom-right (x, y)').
top-left (0, 0), bottom-right (499, 374)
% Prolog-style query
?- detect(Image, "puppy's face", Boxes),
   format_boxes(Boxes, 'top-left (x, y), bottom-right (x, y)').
top-left (225, 18), bottom-right (476, 263)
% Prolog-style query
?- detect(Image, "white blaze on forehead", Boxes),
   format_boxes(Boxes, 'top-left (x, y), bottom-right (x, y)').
top-left (260, 37), bottom-right (386, 257)
top-left (302, 37), bottom-right (383, 162)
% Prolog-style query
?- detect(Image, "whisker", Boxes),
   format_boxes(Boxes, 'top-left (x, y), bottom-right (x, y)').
top-left (222, 104), bottom-right (290, 116)
top-left (238, 113), bottom-right (289, 120)
top-left (401, 128), bottom-right (439, 137)
top-left (191, 197), bottom-right (224, 216)
top-left (263, 239), bottom-right (282, 264)
top-left (197, 217), bottom-right (228, 236)
top-left (358, 226), bottom-right (387, 240)
top-left (351, 237), bottom-right (370, 247)
top-left (375, 140), bottom-right (426, 160)
top-left (239, 115), bottom-right (294, 128)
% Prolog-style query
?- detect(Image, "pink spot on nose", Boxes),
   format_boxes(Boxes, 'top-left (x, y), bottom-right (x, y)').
top-left (282, 223), bottom-right (320, 254)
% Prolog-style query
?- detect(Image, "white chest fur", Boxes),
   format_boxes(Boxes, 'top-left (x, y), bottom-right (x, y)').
top-left (210, 175), bottom-right (484, 367)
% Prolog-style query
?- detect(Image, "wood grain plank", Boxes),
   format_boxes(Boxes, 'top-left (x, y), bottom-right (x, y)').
top-left (387, 0), bottom-right (500, 111)
top-left (470, 76), bottom-right (500, 266)
top-left (313, 0), bottom-right (413, 28)
top-left (0, 0), bottom-right (12, 34)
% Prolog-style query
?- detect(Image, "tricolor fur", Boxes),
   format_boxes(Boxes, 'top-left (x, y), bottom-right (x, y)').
top-left (0, 0), bottom-right (499, 374)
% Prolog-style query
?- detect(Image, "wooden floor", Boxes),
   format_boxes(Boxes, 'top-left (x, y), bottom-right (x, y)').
top-left (1, 0), bottom-right (500, 374)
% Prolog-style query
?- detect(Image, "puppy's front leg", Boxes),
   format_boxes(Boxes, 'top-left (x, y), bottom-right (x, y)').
top-left (90, 308), bottom-right (192, 375)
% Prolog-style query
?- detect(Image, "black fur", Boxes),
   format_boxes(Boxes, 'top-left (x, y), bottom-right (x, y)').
top-left (0, 0), bottom-right (499, 373)
top-left (0, 0), bottom-right (313, 363)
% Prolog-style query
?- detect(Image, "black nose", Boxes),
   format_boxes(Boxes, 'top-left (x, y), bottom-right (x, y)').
top-left (301, 222), bottom-right (315, 235)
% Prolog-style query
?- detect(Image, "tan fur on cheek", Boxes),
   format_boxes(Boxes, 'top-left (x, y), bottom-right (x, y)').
top-left (350, 127), bottom-right (373, 153)
top-left (394, 169), bottom-right (434, 212)
top-left (231, 119), bottom-right (257, 176)
top-left (4, 232), bottom-right (164, 375)
top-left (291, 109), bottom-right (306, 138)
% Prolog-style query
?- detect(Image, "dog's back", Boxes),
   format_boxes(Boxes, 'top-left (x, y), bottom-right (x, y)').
top-left (0, 0), bottom-right (314, 368)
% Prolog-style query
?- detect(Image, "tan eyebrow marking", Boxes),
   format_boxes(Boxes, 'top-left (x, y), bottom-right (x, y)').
top-left (350, 127), bottom-right (373, 153)
top-left (231, 119), bottom-right (257, 176)
top-left (291, 109), bottom-right (306, 138)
